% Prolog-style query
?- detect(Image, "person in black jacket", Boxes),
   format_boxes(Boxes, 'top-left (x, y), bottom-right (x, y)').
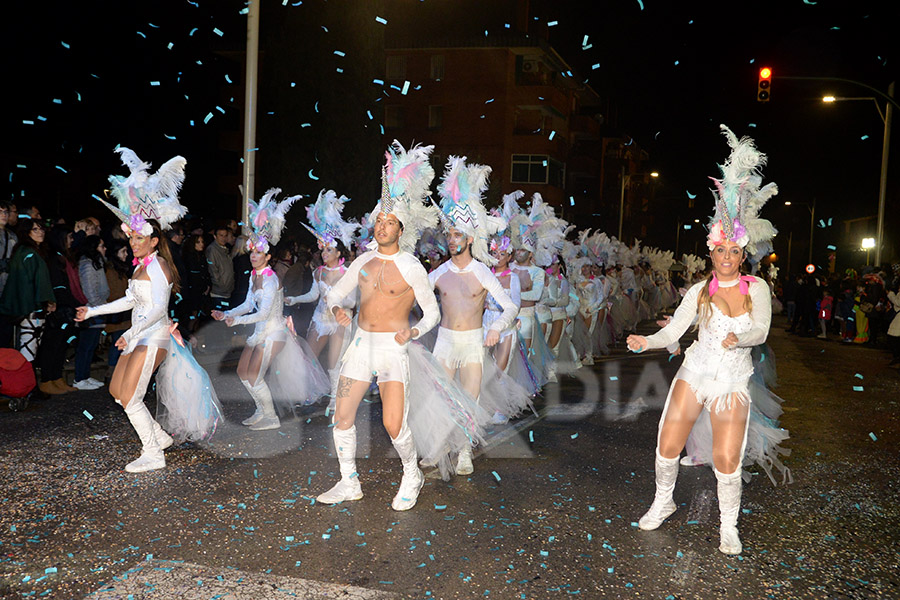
top-left (181, 233), bottom-right (211, 339)
top-left (39, 226), bottom-right (79, 394)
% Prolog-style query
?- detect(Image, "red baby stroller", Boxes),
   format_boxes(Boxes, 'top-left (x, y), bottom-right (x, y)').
top-left (0, 348), bottom-right (36, 412)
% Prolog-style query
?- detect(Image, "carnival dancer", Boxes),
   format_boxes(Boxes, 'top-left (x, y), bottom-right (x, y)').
top-left (429, 157), bottom-right (530, 474)
top-left (213, 189), bottom-right (329, 430)
top-left (286, 189), bottom-right (360, 399)
top-left (504, 193), bottom-right (560, 384)
top-left (316, 141), bottom-right (485, 510)
top-left (484, 231), bottom-right (536, 396)
top-left (76, 148), bottom-right (221, 473)
top-left (627, 125), bottom-right (781, 555)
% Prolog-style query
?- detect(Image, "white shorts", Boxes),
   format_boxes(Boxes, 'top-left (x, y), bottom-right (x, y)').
top-left (432, 327), bottom-right (484, 369)
top-left (339, 329), bottom-right (408, 384)
top-left (518, 306), bottom-right (536, 340)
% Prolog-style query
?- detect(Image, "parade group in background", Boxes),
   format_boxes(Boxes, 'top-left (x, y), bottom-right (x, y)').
top-left (8, 125), bottom-right (801, 556)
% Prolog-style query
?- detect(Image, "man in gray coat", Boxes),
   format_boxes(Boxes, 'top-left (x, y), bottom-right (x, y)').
top-left (206, 225), bottom-right (235, 310)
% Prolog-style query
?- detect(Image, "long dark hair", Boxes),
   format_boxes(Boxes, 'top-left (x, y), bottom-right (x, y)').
top-left (78, 235), bottom-right (106, 271)
top-left (12, 218), bottom-right (48, 259)
top-left (107, 239), bottom-right (132, 279)
top-left (146, 219), bottom-right (181, 294)
top-left (182, 233), bottom-right (206, 262)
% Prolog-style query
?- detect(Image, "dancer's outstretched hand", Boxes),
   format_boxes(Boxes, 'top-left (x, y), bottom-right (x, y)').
top-left (74, 306), bottom-right (88, 322)
top-left (395, 328), bottom-right (415, 344)
top-left (626, 334), bottom-right (648, 353)
top-left (332, 307), bottom-right (352, 327)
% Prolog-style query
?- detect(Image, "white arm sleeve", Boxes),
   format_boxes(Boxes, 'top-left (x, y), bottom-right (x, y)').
top-left (231, 274), bottom-right (278, 326)
top-left (224, 276), bottom-right (254, 318)
top-left (475, 262), bottom-right (517, 332)
top-left (285, 273), bottom-right (320, 306)
top-left (83, 289), bottom-right (134, 319)
top-left (507, 270), bottom-right (521, 308)
top-left (644, 282), bottom-right (703, 350)
top-left (520, 268), bottom-right (545, 302)
top-left (735, 278), bottom-right (772, 347)
top-left (326, 253), bottom-right (368, 315)
top-left (398, 254), bottom-right (440, 339)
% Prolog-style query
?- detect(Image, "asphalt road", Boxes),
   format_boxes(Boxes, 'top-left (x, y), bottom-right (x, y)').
top-left (1, 317), bottom-right (897, 599)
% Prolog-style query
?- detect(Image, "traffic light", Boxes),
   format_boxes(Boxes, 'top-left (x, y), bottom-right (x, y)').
top-left (757, 67), bottom-right (772, 102)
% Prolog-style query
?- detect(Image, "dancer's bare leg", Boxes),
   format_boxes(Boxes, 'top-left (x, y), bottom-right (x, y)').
top-left (657, 379), bottom-right (703, 459)
top-left (110, 346), bottom-right (167, 408)
top-left (548, 319), bottom-right (564, 351)
top-left (494, 334), bottom-right (513, 372)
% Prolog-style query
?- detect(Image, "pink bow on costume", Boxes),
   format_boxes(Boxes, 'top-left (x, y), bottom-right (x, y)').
top-left (132, 255), bottom-right (154, 267)
top-left (709, 274), bottom-right (755, 296)
top-left (256, 267), bottom-right (275, 277)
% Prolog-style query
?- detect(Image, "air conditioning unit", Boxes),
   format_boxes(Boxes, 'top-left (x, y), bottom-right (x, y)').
top-left (522, 60), bottom-right (539, 73)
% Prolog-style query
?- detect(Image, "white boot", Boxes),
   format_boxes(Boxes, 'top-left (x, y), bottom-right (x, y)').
top-left (317, 425), bottom-right (363, 504)
top-left (456, 446), bottom-right (474, 476)
top-left (123, 400), bottom-right (166, 473)
top-left (247, 380), bottom-right (280, 431)
top-left (715, 468), bottom-right (743, 555)
top-left (391, 425), bottom-right (424, 511)
top-left (152, 420), bottom-right (174, 450)
top-left (240, 379), bottom-right (264, 426)
top-left (638, 450), bottom-right (679, 530)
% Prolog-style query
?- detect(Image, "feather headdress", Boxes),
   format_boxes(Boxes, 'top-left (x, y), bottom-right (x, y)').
top-left (584, 230), bottom-right (614, 266)
top-left (707, 125), bottom-right (778, 256)
top-left (528, 194), bottom-right (566, 267)
top-left (500, 190), bottom-right (532, 251)
top-left (100, 147), bottom-right (187, 235)
top-left (436, 156), bottom-right (505, 264)
top-left (301, 189), bottom-right (359, 250)
top-left (682, 253), bottom-right (707, 278)
top-left (369, 140), bottom-right (439, 253)
top-left (246, 188), bottom-right (300, 253)
top-left (355, 211), bottom-right (376, 250)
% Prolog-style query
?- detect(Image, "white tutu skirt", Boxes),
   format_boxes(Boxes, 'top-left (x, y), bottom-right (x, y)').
top-left (525, 315), bottom-right (555, 387)
top-left (406, 342), bottom-right (489, 480)
top-left (156, 335), bottom-right (224, 442)
top-left (660, 283), bottom-right (678, 310)
top-left (554, 327), bottom-right (582, 374)
top-left (473, 341), bottom-right (536, 420)
top-left (681, 345), bottom-right (791, 485)
top-left (609, 295), bottom-right (632, 337)
top-left (504, 335), bottom-right (541, 396)
top-left (592, 310), bottom-right (612, 355)
top-left (637, 295), bottom-right (654, 321)
top-left (269, 334), bottom-right (331, 409)
top-left (571, 314), bottom-right (593, 359)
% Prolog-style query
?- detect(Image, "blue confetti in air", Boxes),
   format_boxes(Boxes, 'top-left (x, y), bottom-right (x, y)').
top-left (549, 130), bottom-right (556, 140)
top-left (686, 190), bottom-right (697, 199)
top-left (213, 28), bottom-right (224, 36)
top-left (827, 245), bottom-right (836, 250)
top-left (861, 135), bottom-right (869, 140)
top-left (189, 28), bottom-right (198, 36)
top-left (55, 165), bottom-right (68, 173)
top-left (854, 373), bottom-right (864, 379)
top-left (401, 81), bottom-right (410, 95)
top-left (636, 0), bottom-right (644, 9)
top-left (308, 169), bottom-right (319, 180)
top-left (547, 20), bottom-right (558, 26)
top-left (852, 385), bottom-right (864, 392)
top-left (375, 16), bottom-right (387, 25)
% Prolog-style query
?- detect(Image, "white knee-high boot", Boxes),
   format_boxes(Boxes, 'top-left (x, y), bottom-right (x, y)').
top-left (317, 425), bottom-right (363, 504)
top-left (715, 468), bottom-right (743, 554)
top-left (123, 400), bottom-right (166, 473)
top-left (391, 422), bottom-right (424, 511)
top-left (240, 378), bottom-right (264, 426)
top-left (638, 450), bottom-right (679, 530)
top-left (247, 379), bottom-right (280, 430)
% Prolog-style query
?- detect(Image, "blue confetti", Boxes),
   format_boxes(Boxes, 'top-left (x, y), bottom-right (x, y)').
top-left (375, 16), bottom-right (387, 25)
top-left (491, 470), bottom-right (501, 482)
top-left (852, 386), bottom-right (864, 392)
top-left (213, 27), bottom-right (224, 36)
top-left (869, 432), bottom-right (877, 441)
top-left (308, 169), bottom-right (319, 180)
top-left (861, 135), bottom-right (869, 140)
top-left (83, 410), bottom-right (94, 421)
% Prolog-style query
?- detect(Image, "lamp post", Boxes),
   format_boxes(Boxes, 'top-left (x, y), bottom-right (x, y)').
top-left (618, 169), bottom-right (659, 241)
top-left (822, 81), bottom-right (894, 266)
top-left (784, 198), bottom-right (816, 264)
top-left (862, 237), bottom-right (875, 265)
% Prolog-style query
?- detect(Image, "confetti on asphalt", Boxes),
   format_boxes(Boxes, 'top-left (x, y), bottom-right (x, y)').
top-left (83, 410), bottom-right (94, 420)
top-left (869, 432), bottom-right (877, 441)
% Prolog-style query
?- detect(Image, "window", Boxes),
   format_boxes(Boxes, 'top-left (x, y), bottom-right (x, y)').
top-left (386, 55), bottom-right (407, 80)
top-left (428, 105), bottom-right (443, 129)
top-left (430, 54), bottom-right (445, 80)
top-left (510, 154), bottom-right (565, 186)
top-left (384, 105), bottom-right (405, 129)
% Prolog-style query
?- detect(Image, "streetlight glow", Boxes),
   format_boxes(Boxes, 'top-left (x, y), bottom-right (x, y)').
top-left (861, 237), bottom-right (876, 249)
top-left (650, 172), bottom-right (659, 178)
top-left (784, 201), bottom-right (792, 206)
top-left (822, 96), bottom-right (836, 103)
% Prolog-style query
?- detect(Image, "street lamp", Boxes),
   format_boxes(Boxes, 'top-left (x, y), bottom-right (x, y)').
top-left (862, 237), bottom-right (875, 265)
top-left (618, 169), bottom-right (660, 241)
top-left (822, 82), bottom-right (894, 266)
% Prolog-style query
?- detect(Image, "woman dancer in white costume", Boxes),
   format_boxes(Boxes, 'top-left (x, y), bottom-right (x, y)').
top-left (213, 189), bottom-right (328, 430)
top-left (627, 126), bottom-right (781, 555)
top-left (286, 189), bottom-right (359, 397)
top-left (77, 148), bottom-right (220, 472)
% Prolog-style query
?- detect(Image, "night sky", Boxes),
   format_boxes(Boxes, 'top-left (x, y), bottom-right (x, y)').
top-left (3, 0), bottom-right (897, 266)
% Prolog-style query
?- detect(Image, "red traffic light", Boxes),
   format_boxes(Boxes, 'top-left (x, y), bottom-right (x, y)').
top-left (757, 67), bottom-right (772, 102)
